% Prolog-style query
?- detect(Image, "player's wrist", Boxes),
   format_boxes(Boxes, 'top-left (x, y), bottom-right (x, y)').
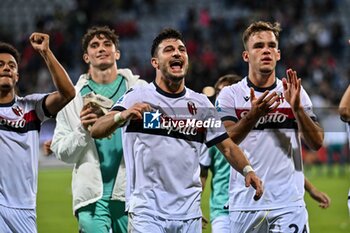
top-left (245, 110), bottom-right (259, 122)
top-left (243, 165), bottom-right (255, 177)
top-left (113, 112), bottom-right (126, 126)
top-left (291, 104), bottom-right (303, 113)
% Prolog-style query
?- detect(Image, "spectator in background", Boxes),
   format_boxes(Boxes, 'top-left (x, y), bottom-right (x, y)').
top-left (0, 33), bottom-right (75, 233)
top-left (50, 26), bottom-right (147, 233)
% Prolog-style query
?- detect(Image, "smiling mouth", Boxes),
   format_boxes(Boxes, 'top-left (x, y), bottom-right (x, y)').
top-left (97, 54), bottom-right (109, 59)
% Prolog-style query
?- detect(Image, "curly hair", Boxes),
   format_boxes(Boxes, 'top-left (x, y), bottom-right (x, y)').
top-left (0, 42), bottom-right (20, 64)
top-left (151, 28), bottom-right (184, 57)
top-left (82, 26), bottom-right (119, 53)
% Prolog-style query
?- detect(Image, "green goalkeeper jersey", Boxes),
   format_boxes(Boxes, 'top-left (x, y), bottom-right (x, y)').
top-left (80, 75), bottom-right (126, 198)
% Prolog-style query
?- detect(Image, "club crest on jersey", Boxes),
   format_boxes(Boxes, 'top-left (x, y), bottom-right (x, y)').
top-left (276, 92), bottom-right (284, 104)
top-left (12, 105), bottom-right (24, 117)
top-left (187, 101), bottom-right (197, 115)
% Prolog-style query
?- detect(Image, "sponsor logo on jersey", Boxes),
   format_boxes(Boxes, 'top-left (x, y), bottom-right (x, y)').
top-left (0, 116), bottom-right (26, 128)
top-left (236, 108), bottom-right (296, 129)
top-left (243, 96), bottom-right (250, 102)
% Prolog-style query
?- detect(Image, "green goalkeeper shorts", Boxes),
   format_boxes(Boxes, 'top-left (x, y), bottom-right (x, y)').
top-left (77, 199), bottom-right (128, 233)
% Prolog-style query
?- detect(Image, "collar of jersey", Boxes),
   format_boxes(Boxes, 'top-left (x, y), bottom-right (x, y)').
top-left (247, 76), bottom-right (277, 92)
top-left (0, 97), bottom-right (15, 107)
top-left (153, 81), bottom-right (186, 98)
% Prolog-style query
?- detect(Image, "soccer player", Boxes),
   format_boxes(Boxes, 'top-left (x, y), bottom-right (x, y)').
top-left (0, 34), bottom-right (75, 232)
top-left (200, 74), bottom-right (242, 233)
top-left (202, 75), bottom-right (330, 233)
top-left (339, 84), bottom-right (350, 216)
top-left (339, 43), bottom-right (350, 127)
top-left (90, 28), bottom-right (263, 233)
top-left (216, 21), bottom-right (324, 232)
top-left (50, 26), bottom-right (147, 233)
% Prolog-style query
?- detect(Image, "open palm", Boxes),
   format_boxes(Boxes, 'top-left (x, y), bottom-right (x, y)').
top-left (282, 68), bottom-right (301, 111)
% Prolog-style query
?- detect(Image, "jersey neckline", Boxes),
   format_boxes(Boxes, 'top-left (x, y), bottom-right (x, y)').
top-left (0, 97), bottom-right (15, 107)
top-left (247, 76), bottom-right (277, 92)
top-left (153, 81), bottom-right (186, 98)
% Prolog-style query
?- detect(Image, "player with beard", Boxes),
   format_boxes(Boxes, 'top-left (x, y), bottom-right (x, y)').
top-left (90, 28), bottom-right (263, 233)
top-left (216, 21), bottom-right (325, 232)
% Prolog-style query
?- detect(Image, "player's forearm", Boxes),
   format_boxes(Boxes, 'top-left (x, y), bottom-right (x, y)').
top-left (217, 139), bottom-right (250, 176)
top-left (90, 112), bottom-right (120, 138)
top-left (42, 49), bottom-right (75, 102)
top-left (294, 108), bottom-right (324, 150)
top-left (339, 85), bottom-right (350, 121)
top-left (225, 124), bottom-right (250, 144)
top-left (200, 168), bottom-right (208, 191)
top-left (304, 177), bottom-right (315, 194)
top-left (224, 111), bottom-right (258, 144)
top-left (200, 176), bottom-right (207, 191)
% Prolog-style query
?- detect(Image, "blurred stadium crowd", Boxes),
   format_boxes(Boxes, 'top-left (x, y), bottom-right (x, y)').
top-left (0, 0), bottom-right (349, 169)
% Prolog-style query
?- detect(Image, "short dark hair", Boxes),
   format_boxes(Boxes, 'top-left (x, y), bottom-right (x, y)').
top-left (151, 28), bottom-right (184, 57)
top-left (0, 42), bottom-right (20, 64)
top-left (242, 21), bottom-right (281, 50)
top-left (214, 74), bottom-right (242, 95)
top-left (82, 26), bottom-right (119, 53)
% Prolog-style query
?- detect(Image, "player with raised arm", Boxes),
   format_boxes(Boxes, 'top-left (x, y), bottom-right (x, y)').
top-left (0, 33), bottom-right (75, 233)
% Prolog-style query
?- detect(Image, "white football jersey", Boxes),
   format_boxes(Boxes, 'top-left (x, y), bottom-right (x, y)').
top-left (216, 77), bottom-right (317, 211)
top-left (113, 82), bottom-right (228, 220)
top-left (347, 123), bottom-right (350, 147)
top-left (0, 94), bottom-right (48, 209)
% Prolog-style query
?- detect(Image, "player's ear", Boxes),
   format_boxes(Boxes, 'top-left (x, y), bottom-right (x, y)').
top-left (242, 51), bottom-right (249, 62)
top-left (83, 53), bottom-right (90, 64)
top-left (151, 57), bottom-right (159, 69)
top-left (276, 49), bottom-right (281, 61)
top-left (15, 72), bottom-right (19, 83)
top-left (115, 50), bottom-right (121, 61)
